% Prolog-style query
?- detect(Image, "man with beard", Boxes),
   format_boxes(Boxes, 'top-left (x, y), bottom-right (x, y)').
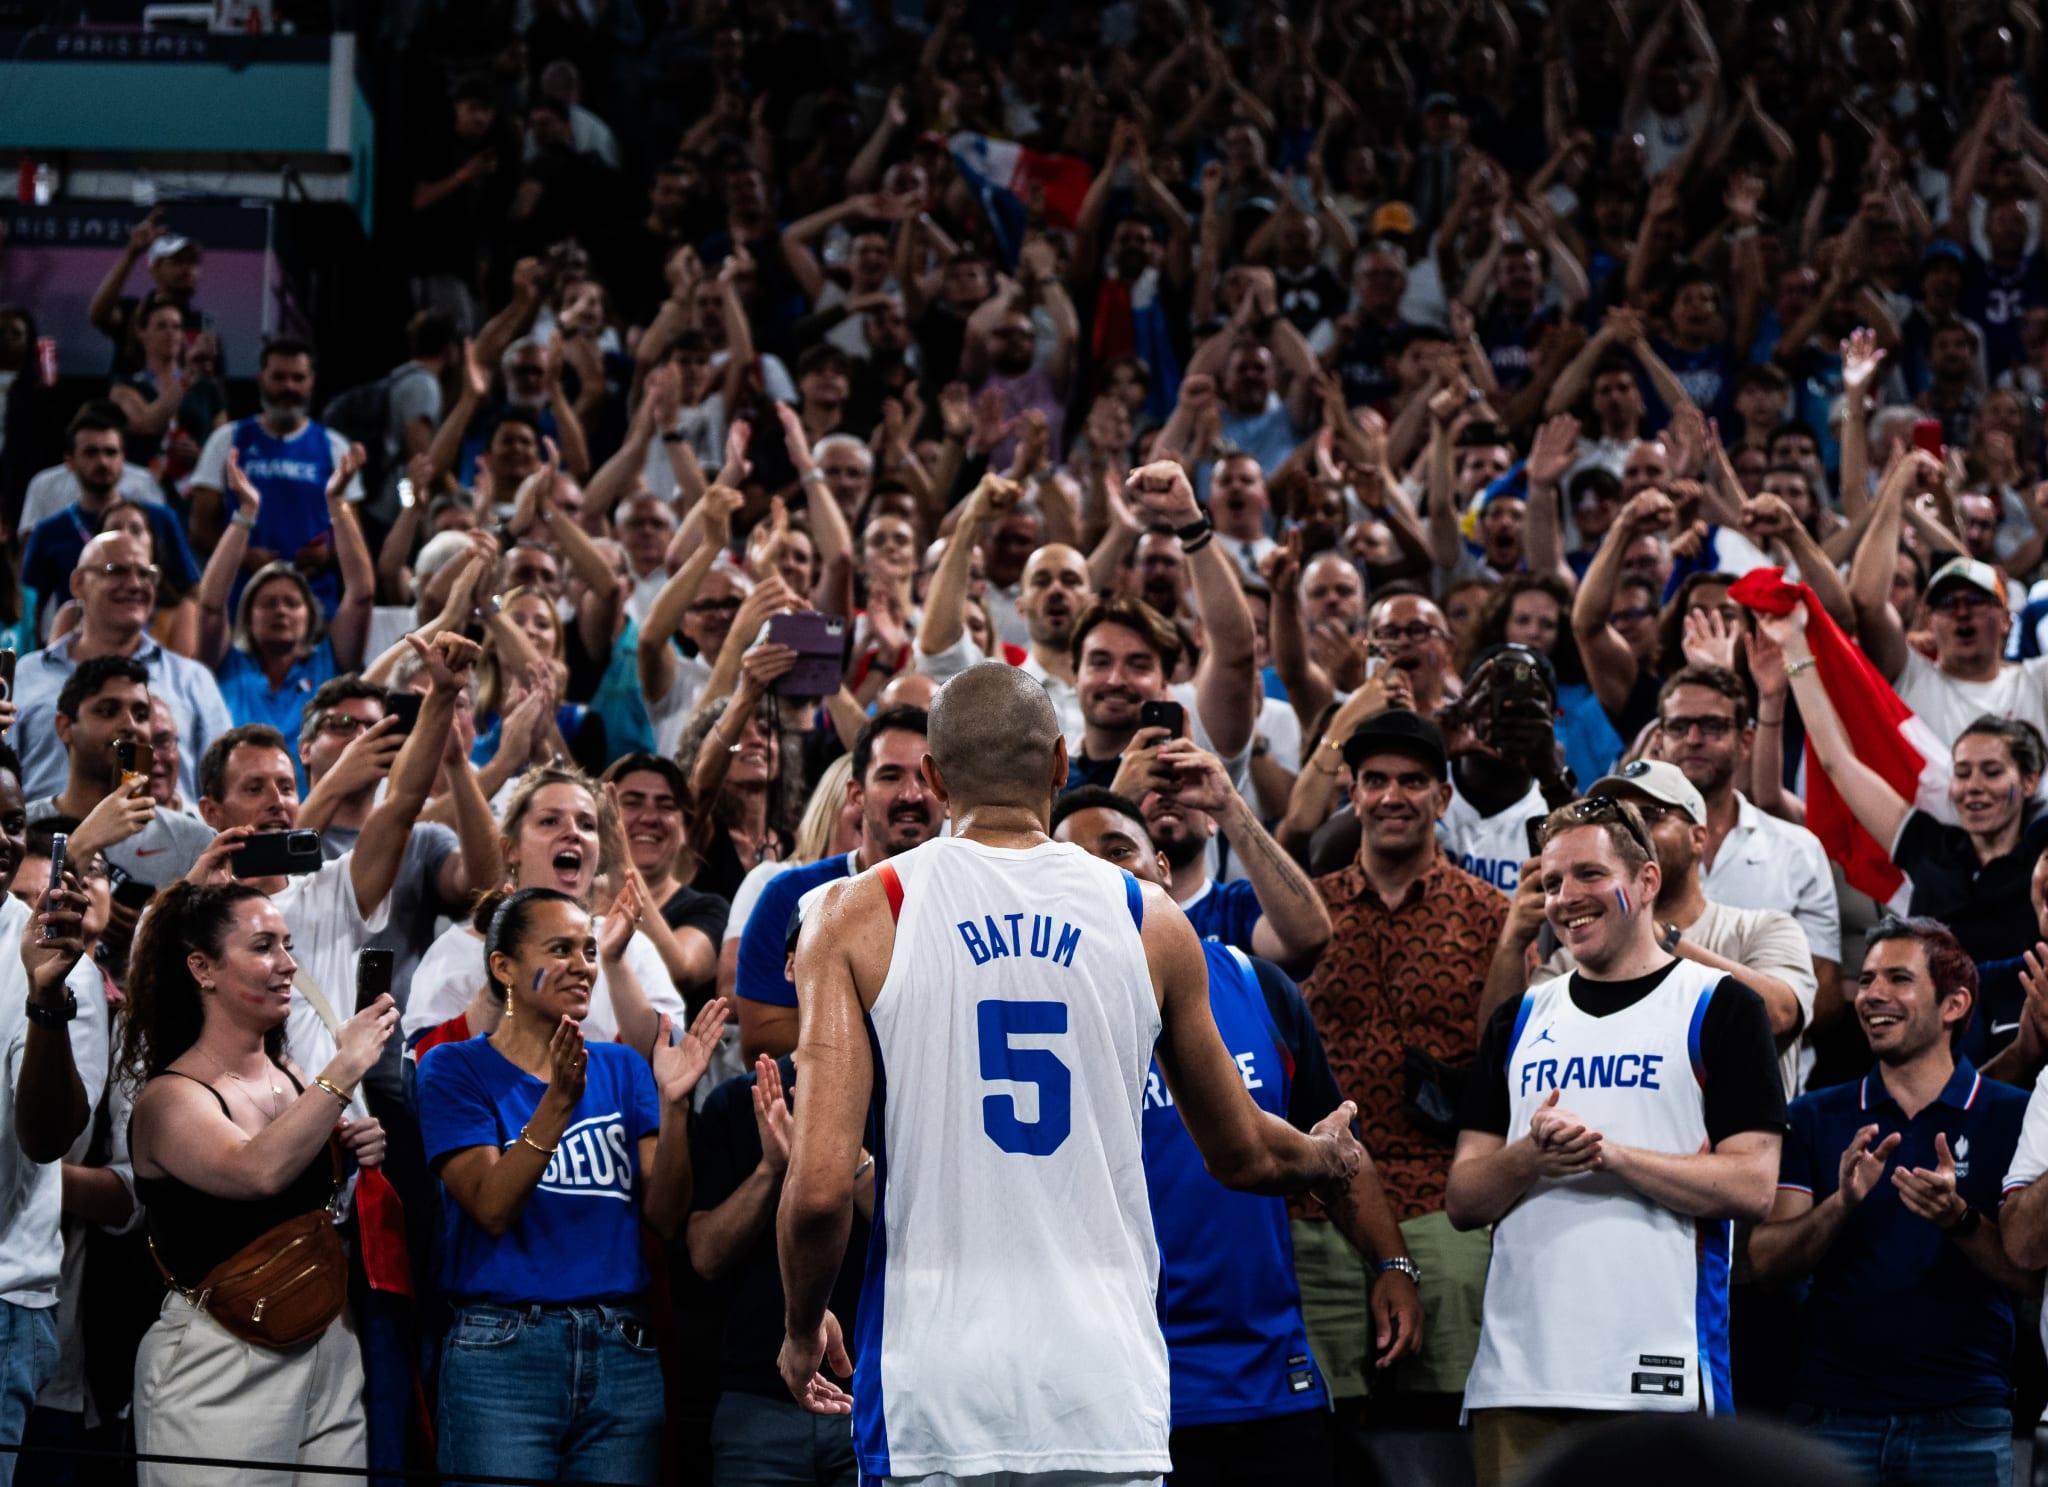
top-left (1050, 784), bottom-right (1420, 1487)
top-left (1653, 665), bottom-right (1841, 1052)
top-left (1451, 798), bottom-right (1782, 1485)
top-left (19, 404), bottom-right (200, 636)
top-left (1130, 530), bottom-right (1191, 619)
top-left (14, 532), bottom-right (232, 802)
top-left (1065, 465), bottom-right (1259, 790)
top-left (1499, 759), bottom-right (1814, 1097)
top-left (1760, 920), bottom-right (2030, 1487)
top-left (189, 338), bottom-right (365, 614)
top-left (1298, 710), bottom-right (1503, 1468)
top-left (1109, 735), bottom-right (1329, 973)
top-left (915, 476), bottom-right (1091, 746)
top-left (732, 707), bottom-right (939, 1061)
top-left (963, 241), bottom-right (1077, 469)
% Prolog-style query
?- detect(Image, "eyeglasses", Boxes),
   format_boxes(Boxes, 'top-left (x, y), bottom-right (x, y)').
top-left (315, 713), bottom-right (375, 736)
top-left (508, 565), bottom-right (557, 587)
top-left (1609, 606), bottom-right (1655, 624)
top-left (94, 562), bottom-right (159, 585)
top-left (688, 596), bottom-right (743, 614)
top-left (1930, 590), bottom-right (2000, 614)
top-left (1659, 715), bottom-right (1737, 740)
top-left (1552, 794), bottom-right (1655, 860)
top-left (1370, 621), bottom-right (1446, 644)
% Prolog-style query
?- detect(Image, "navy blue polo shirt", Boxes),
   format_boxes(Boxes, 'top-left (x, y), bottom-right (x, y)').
top-left (1778, 1058), bottom-right (2027, 1411)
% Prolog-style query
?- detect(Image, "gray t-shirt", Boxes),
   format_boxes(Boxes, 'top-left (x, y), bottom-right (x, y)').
top-left (25, 794), bottom-right (216, 888)
top-left (320, 819), bottom-right (460, 1105)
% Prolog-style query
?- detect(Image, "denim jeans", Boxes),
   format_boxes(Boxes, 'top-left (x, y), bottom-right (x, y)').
top-left (0, 1302), bottom-right (59, 1487)
top-left (1787, 1402), bottom-right (2012, 1487)
top-left (710, 1390), bottom-right (856, 1487)
top-left (437, 1303), bottom-right (664, 1486)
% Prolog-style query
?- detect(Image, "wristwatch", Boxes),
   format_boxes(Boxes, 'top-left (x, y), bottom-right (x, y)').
top-left (1945, 1205), bottom-right (1983, 1240)
top-left (660, 430), bottom-right (688, 444)
top-left (1375, 1257), bottom-right (1422, 1285)
top-left (24, 992), bottom-right (77, 1029)
top-left (1660, 922), bottom-right (1684, 954)
top-left (229, 511), bottom-right (257, 531)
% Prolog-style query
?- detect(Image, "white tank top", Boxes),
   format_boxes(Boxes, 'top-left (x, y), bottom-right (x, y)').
top-left (850, 835), bottom-right (1170, 1481)
top-left (1463, 958), bottom-right (1735, 1416)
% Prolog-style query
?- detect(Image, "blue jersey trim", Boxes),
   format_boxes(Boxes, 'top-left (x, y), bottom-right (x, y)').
top-left (1505, 991), bottom-right (1539, 1064)
top-left (1694, 1216), bottom-right (1734, 1415)
top-left (1687, 984), bottom-right (1715, 1088)
top-left (1124, 870), bottom-right (1144, 931)
top-left (852, 1013), bottom-right (891, 1476)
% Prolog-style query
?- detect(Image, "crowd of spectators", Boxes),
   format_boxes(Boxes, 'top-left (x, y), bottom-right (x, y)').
top-left (10, 0), bottom-right (2048, 1482)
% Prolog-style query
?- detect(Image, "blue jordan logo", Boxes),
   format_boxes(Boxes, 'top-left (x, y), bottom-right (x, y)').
top-left (1534, 1027), bottom-right (1557, 1046)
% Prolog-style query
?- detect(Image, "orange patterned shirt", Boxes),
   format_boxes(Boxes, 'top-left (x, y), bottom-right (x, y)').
top-left (1300, 853), bottom-right (1506, 1222)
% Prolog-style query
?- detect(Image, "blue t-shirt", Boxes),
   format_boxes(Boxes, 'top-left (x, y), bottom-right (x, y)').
top-left (418, 1036), bottom-right (661, 1305)
top-left (734, 852), bottom-right (858, 1008)
top-left (229, 417), bottom-right (342, 613)
top-left (1778, 1060), bottom-right (2025, 1411)
top-left (216, 639), bottom-right (339, 789)
top-left (1144, 944), bottom-right (1332, 1425)
top-left (1182, 876), bottom-right (1264, 956)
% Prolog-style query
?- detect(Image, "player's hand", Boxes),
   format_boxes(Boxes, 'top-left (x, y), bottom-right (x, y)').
top-left (780, 1311), bottom-right (854, 1414)
top-left (1370, 1267), bottom-right (1424, 1369)
top-left (1308, 1101), bottom-right (1365, 1191)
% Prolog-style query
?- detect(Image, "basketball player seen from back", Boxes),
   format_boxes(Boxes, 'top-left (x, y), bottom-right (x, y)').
top-left (778, 658), bottom-right (1368, 1487)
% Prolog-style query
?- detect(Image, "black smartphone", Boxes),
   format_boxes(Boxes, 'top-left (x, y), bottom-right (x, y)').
top-left (355, 949), bottom-right (395, 1013)
top-left (1139, 699), bottom-right (1186, 737)
top-left (232, 829), bottom-right (324, 878)
top-left (765, 611), bottom-right (849, 697)
top-left (0, 647), bottom-right (16, 704)
top-left (385, 692), bottom-right (423, 737)
top-left (41, 832), bottom-right (67, 940)
top-left (1525, 816), bottom-right (1547, 859)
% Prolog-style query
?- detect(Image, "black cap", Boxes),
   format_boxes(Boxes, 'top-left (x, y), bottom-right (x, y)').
top-left (1340, 708), bottom-right (1449, 780)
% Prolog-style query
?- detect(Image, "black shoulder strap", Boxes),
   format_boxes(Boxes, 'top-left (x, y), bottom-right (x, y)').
top-left (155, 1068), bottom-right (230, 1117)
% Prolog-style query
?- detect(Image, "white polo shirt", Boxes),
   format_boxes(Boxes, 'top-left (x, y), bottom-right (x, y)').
top-left (1700, 793), bottom-right (1842, 965)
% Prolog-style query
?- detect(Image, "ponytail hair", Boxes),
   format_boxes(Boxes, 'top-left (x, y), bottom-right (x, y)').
top-left (120, 881), bottom-right (273, 1090)
top-left (482, 887), bottom-right (581, 1004)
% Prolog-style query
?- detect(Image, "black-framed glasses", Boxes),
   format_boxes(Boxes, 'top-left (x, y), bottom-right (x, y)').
top-left (1609, 606), bottom-right (1655, 624)
top-left (687, 596), bottom-right (743, 614)
top-left (314, 713), bottom-right (374, 736)
top-left (1553, 793), bottom-right (1655, 860)
top-left (1660, 714), bottom-right (1736, 740)
top-left (1371, 621), bottom-right (1446, 644)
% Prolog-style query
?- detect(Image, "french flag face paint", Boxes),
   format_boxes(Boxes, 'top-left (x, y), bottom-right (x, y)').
top-left (1614, 887), bottom-right (1631, 918)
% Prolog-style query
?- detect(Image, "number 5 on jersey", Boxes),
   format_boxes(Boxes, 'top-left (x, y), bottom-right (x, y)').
top-left (977, 1000), bottom-right (1071, 1156)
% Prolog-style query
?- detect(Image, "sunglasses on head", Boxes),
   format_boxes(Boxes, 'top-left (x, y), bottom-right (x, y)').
top-left (1550, 793), bottom-right (1654, 860)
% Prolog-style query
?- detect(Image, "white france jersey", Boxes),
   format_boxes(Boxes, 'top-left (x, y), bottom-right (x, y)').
top-left (854, 835), bottom-right (1169, 1481)
top-left (1436, 779), bottom-right (1547, 895)
top-left (1464, 958), bottom-right (1733, 1416)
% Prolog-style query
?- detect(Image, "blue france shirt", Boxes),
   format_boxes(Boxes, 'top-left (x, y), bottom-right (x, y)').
top-left (418, 1036), bottom-right (661, 1304)
top-left (734, 852), bottom-right (857, 1009)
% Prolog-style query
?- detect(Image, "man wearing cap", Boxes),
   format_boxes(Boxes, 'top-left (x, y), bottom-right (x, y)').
top-left (1299, 709), bottom-right (1504, 1468)
top-left (87, 211), bottom-right (215, 377)
top-left (1492, 759), bottom-right (1815, 1099)
top-left (1852, 530), bottom-right (2048, 748)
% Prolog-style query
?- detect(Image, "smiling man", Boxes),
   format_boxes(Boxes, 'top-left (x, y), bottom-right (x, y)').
top-left (1449, 795), bottom-right (1784, 1487)
top-left (732, 707), bottom-right (939, 1061)
top-left (1755, 919), bottom-right (2031, 1487)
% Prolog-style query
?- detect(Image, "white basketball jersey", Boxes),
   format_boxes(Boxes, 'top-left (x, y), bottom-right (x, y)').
top-left (852, 835), bottom-right (1170, 1480)
top-left (1464, 959), bottom-right (1734, 1415)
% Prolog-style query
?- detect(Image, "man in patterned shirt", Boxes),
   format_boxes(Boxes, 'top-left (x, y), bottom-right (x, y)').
top-left (1299, 709), bottom-right (1505, 1476)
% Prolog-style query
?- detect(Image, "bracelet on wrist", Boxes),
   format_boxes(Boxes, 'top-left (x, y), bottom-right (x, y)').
top-left (1784, 656), bottom-right (1816, 679)
top-left (313, 1076), bottom-right (352, 1105)
top-left (518, 1127), bottom-right (558, 1157)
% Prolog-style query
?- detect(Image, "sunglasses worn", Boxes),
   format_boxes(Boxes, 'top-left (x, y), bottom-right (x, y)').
top-left (1551, 793), bottom-right (1654, 861)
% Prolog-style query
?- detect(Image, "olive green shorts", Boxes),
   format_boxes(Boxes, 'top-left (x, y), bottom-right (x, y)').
top-left (1289, 1211), bottom-right (1490, 1400)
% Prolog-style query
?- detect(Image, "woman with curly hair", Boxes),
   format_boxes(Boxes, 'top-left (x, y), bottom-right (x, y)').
top-left (124, 881), bottom-right (397, 1487)
top-left (1457, 572), bottom-right (1625, 786)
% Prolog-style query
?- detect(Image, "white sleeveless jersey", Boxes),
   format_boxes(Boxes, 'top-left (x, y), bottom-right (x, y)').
top-left (852, 835), bottom-right (1170, 1480)
top-left (1464, 959), bottom-right (1734, 1415)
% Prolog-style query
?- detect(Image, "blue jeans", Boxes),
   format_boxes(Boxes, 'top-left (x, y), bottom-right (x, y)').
top-left (0, 1302), bottom-right (59, 1487)
top-left (1787, 1403), bottom-right (2012, 1486)
top-left (710, 1390), bottom-right (856, 1486)
top-left (437, 1303), bottom-right (664, 1486)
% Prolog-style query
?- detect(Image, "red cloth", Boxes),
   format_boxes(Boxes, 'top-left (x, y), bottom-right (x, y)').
top-left (1727, 567), bottom-right (1917, 903)
top-left (355, 1167), bottom-right (413, 1297)
top-left (1090, 276), bottom-right (1136, 366)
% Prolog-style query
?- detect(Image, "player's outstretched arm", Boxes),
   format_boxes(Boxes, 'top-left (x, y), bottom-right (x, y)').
top-left (776, 876), bottom-right (879, 1414)
top-left (1146, 884), bottom-right (1362, 1196)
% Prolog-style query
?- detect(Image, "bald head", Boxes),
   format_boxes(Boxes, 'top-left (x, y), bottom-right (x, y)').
top-left (928, 661), bottom-right (1065, 812)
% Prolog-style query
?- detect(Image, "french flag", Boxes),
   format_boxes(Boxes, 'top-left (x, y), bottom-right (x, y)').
top-left (948, 132), bottom-right (1092, 267)
top-left (1729, 567), bottom-right (1945, 908)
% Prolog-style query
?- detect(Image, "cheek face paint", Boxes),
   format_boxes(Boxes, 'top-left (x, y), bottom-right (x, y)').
top-left (531, 968), bottom-right (547, 999)
top-left (1614, 887), bottom-right (1631, 917)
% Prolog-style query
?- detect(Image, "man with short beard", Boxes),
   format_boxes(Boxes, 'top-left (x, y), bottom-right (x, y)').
top-left (189, 337), bottom-right (365, 613)
top-left (1762, 920), bottom-right (2031, 1487)
top-left (731, 707), bottom-right (940, 1061)
top-left (963, 240), bottom-right (1077, 468)
top-left (915, 476), bottom-right (1090, 745)
top-left (1110, 736), bottom-right (1330, 972)
top-left (1298, 711), bottom-right (1504, 1457)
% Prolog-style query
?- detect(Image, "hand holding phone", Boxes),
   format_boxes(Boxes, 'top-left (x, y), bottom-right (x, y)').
top-left (1138, 700), bottom-right (1186, 738)
top-left (355, 950), bottom-right (395, 1014)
